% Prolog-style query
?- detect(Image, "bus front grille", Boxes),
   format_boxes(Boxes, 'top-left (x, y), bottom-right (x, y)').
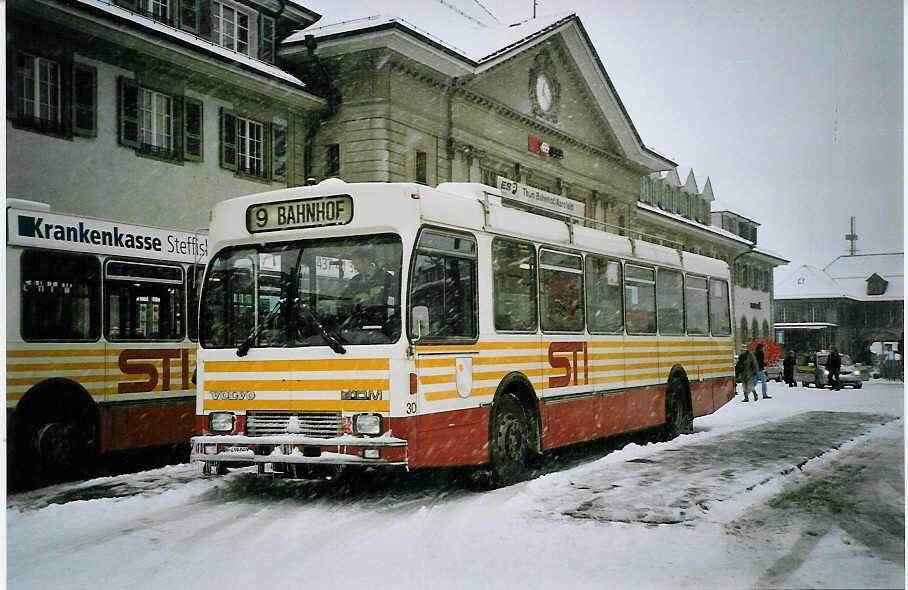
top-left (245, 411), bottom-right (343, 438)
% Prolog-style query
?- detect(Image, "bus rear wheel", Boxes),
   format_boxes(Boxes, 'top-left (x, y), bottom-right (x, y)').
top-left (490, 393), bottom-right (532, 486)
top-left (15, 400), bottom-right (97, 489)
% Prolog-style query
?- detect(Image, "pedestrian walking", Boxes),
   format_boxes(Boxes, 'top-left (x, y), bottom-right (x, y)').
top-left (754, 343), bottom-right (772, 399)
top-left (735, 344), bottom-right (759, 402)
top-left (782, 350), bottom-right (797, 387)
top-left (826, 348), bottom-right (842, 391)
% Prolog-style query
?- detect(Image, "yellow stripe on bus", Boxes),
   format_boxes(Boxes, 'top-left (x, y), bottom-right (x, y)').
top-left (203, 399), bottom-right (390, 412)
top-left (204, 379), bottom-right (389, 392)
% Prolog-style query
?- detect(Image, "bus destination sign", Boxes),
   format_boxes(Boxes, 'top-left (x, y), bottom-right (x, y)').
top-left (247, 195), bottom-right (353, 233)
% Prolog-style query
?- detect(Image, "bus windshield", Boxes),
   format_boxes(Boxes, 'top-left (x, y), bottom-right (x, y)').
top-left (200, 234), bottom-right (402, 349)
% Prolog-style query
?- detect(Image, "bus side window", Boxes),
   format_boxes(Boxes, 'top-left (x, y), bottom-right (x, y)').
top-left (105, 260), bottom-right (184, 341)
top-left (624, 264), bottom-right (656, 334)
top-left (585, 255), bottom-right (623, 334)
top-left (684, 275), bottom-right (709, 335)
top-left (409, 229), bottom-right (477, 341)
top-left (492, 238), bottom-right (537, 332)
top-left (656, 268), bottom-right (684, 335)
top-left (20, 249), bottom-right (101, 341)
top-left (708, 278), bottom-right (732, 336)
top-left (539, 249), bottom-right (584, 333)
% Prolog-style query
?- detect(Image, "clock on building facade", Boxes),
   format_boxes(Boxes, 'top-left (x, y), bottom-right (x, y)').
top-left (529, 51), bottom-right (560, 122)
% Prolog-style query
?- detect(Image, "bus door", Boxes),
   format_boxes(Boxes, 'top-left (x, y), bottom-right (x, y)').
top-left (409, 228), bottom-right (481, 466)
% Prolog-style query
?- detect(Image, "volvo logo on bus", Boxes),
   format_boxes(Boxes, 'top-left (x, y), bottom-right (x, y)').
top-left (247, 195), bottom-right (354, 233)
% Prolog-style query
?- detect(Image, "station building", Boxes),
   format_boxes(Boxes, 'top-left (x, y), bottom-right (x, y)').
top-left (774, 253), bottom-right (904, 365)
top-left (7, 0), bottom-right (787, 337)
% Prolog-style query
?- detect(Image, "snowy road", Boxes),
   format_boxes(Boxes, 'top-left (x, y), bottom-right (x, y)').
top-left (7, 380), bottom-right (904, 589)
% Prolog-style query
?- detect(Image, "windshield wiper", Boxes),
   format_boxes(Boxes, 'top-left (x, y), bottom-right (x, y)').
top-left (236, 297), bottom-right (286, 357)
top-left (298, 302), bottom-right (347, 354)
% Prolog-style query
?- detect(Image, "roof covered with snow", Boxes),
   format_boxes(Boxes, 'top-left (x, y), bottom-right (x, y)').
top-left (824, 253), bottom-right (904, 301)
top-left (71, 0), bottom-right (315, 92)
top-left (285, 1), bottom-right (572, 64)
top-left (775, 254), bottom-right (904, 301)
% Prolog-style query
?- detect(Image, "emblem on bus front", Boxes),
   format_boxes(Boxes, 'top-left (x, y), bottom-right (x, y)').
top-left (210, 391), bottom-right (256, 400)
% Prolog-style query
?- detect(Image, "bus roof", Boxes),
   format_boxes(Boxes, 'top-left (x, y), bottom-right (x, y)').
top-left (208, 179), bottom-right (728, 279)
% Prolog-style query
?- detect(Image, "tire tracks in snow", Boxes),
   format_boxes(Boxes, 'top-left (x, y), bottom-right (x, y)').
top-left (520, 412), bottom-right (898, 527)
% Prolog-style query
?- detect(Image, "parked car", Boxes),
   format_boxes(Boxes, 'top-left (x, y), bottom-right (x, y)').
top-left (795, 351), bottom-right (863, 389)
top-left (854, 363), bottom-right (873, 381)
top-left (765, 359), bottom-right (784, 382)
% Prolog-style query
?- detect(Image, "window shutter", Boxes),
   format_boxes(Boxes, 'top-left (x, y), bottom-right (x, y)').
top-left (179, 0), bottom-right (200, 34)
top-left (184, 97), bottom-right (204, 161)
top-left (271, 122), bottom-right (287, 181)
top-left (220, 108), bottom-right (237, 171)
top-left (259, 15), bottom-right (276, 63)
top-left (72, 64), bottom-right (97, 137)
top-left (118, 76), bottom-right (140, 148)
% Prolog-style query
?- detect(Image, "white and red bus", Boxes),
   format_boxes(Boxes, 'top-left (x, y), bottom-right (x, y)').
top-left (6, 199), bottom-right (208, 488)
top-left (191, 179), bottom-right (734, 484)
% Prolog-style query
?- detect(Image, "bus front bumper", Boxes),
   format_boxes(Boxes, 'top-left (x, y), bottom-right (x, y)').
top-left (190, 433), bottom-right (409, 467)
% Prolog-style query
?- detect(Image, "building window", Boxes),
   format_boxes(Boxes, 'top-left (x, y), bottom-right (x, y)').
top-left (237, 117), bottom-right (264, 176)
top-left (415, 151), bottom-right (427, 184)
top-left (140, 88), bottom-right (174, 156)
top-left (259, 15), bottom-right (276, 63)
top-left (212, 2), bottom-right (249, 54)
top-left (326, 143), bottom-right (340, 176)
top-left (119, 77), bottom-right (190, 161)
top-left (16, 52), bottom-right (61, 133)
top-left (220, 109), bottom-right (273, 178)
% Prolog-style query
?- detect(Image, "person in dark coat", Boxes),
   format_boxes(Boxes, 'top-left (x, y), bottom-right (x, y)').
top-left (754, 343), bottom-right (771, 399)
top-left (826, 348), bottom-right (842, 390)
top-left (736, 344), bottom-right (759, 402)
top-left (782, 350), bottom-right (797, 387)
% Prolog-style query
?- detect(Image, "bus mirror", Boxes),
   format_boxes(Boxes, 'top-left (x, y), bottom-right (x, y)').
top-left (412, 306), bottom-right (429, 341)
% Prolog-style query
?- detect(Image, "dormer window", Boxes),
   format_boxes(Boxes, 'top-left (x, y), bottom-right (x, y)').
top-left (212, 1), bottom-right (250, 55)
top-left (867, 273), bottom-right (889, 296)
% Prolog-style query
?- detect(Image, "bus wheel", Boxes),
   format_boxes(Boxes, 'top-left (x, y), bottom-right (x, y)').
top-left (664, 370), bottom-right (693, 440)
top-left (490, 393), bottom-right (531, 486)
top-left (17, 400), bottom-right (97, 488)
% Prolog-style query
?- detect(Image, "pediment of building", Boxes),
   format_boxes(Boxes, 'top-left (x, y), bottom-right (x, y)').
top-left (462, 35), bottom-right (625, 157)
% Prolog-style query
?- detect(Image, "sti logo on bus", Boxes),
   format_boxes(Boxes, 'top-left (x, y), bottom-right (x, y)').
top-left (548, 342), bottom-right (589, 388)
top-left (118, 348), bottom-right (192, 394)
top-left (247, 195), bottom-right (354, 233)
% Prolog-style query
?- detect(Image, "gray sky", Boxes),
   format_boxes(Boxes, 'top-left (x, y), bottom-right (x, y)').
top-left (490, 0), bottom-right (903, 273)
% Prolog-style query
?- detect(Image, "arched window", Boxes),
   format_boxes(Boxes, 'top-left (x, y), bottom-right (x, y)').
top-left (751, 318), bottom-right (759, 340)
top-left (762, 319), bottom-right (770, 339)
top-left (740, 316), bottom-right (749, 345)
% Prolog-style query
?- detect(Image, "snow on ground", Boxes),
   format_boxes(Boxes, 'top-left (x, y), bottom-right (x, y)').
top-left (6, 380), bottom-right (905, 590)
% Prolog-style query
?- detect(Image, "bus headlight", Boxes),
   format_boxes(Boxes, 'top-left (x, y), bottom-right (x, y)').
top-left (208, 412), bottom-right (236, 432)
top-left (353, 413), bottom-right (382, 436)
